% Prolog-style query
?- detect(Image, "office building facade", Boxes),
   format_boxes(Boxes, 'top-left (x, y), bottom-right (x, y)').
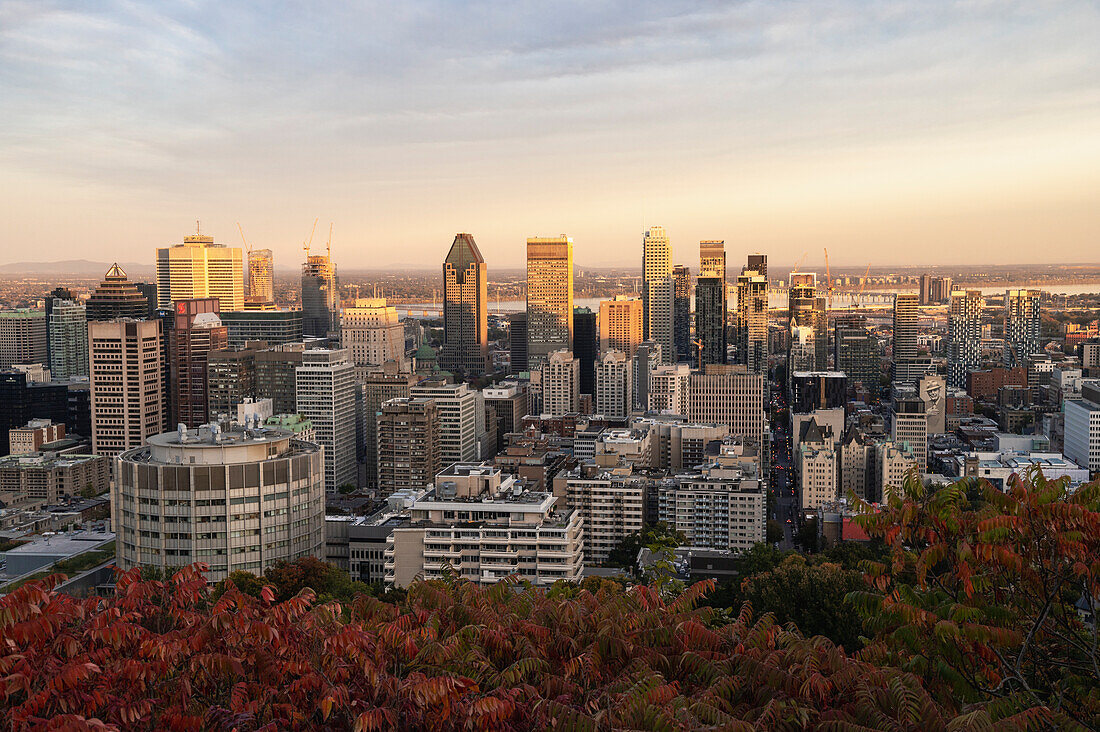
top-left (440, 233), bottom-right (489, 375)
top-left (672, 265), bottom-right (692, 363)
top-left (47, 300), bottom-right (88, 380)
top-left (526, 236), bottom-right (574, 368)
top-left (156, 232), bottom-right (244, 311)
top-left (89, 319), bottom-right (165, 458)
top-left (948, 290), bottom-right (984, 389)
top-left (295, 349), bottom-right (357, 492)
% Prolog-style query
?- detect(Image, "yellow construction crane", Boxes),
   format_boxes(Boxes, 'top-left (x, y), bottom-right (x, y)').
top-left (792, 251), bottom-right (808, 272)
top-left (692, 339), bottom-right (705, 370)
top-left (823, 247), bottom-right (833, 311)
top-left (303, 218), bottom-right (319, 256)
top-left (326, 222), bottom-right (334, 256)
top-left (236, 222), bottom-right (252, 255)
top-left (854, 263), bottom-right (871, 308)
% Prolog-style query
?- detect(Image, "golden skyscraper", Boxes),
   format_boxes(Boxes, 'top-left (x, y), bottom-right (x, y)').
top-left (526, 235), bottom-right (574, 368)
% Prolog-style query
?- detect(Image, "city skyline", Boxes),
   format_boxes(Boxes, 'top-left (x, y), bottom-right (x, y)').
top-left (2, 2), bottom-right (1099, 269)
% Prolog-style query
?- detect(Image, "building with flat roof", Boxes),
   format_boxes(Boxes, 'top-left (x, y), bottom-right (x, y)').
top-left (218, 310), bottom-right (303, 348)
top-left (156, 232), bottom-right (244, 311)
top-left (526, 236), bottom-right (574, 368)
top-left (0, 451), bottom-right (109, 508)
top-left (0, 309), bottom-right (47, 369)
top-left (659, 462), bottom-right (764, 553)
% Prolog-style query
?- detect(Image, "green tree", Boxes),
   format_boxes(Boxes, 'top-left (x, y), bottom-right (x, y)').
top-left (766, 519), bottom-right (784, 545)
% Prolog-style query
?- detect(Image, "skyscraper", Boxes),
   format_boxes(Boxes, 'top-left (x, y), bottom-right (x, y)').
top-left (948, 290), bottom-right (984, 388)
top-left (746, 253), bottom-right (767, 280)
top-left (642, 226), bottom-right (672, 339)
top-left (788, 273), bottom-right (826, 377)
top-left (834, 315), bottom-right (878, 389)
top-left (595, 350), bottom-right (632, 420)
top-left (301, 249), bottom-right (339, 338)
top-left (360, 363), bottom-right (419, 490)
top-left (892, 293), bottom-right (919, 363)
top-left (696, 240), bottom-right (728, 367)
top-left (86, 264), bottom-right (149, 321)
top-left (0, 310), bottom-right (47, 369)
top-left (1004, 289), bottom-right (1041, 367)
top-left (377, 397), bottom-right (441, 497)
top-left (700, 240), bottom-right (726, 281)
top-left (573, 307), bottom-right (598, 397)
top-left (440, 233), bottom-right (489, 375)
top-left (156, 231), bottom-right (244, 311)
top-left (47, 300), bottom-right (88, 380)
top-left (341, 298), bottom-right (406, 373)
top-left (247, 248), bottom-right (275, 305)
top-left (672, 265), bottom-right (692, 363)
top-left (169, 299), bottom-right (228, 428)
top-left (89, 318), bottom-right (165, 458)
top-left (541, 350), bottom-right (580, 417)
top-left (736, 266), bottom-right (768, 374)
top-left (508, 312), bottom-right (528, 373)
top-left (410, 379), bottom-right (487, 466)
top-left (526, 236), bottom-right (574, 368)
top-left (296, 348), bottom-right (357, 492)
top-left (599, 296), bottom-right (643, 357)
top-left (646, 277), bottom-right (675, 365)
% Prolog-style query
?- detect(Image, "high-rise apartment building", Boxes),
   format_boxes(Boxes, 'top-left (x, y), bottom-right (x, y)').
top-left (376, 397), bottom-right (441, 497)
top-left (484, 382), bottom-right (528, 450)
top-left (672, 265), bottom-right (692, 363)
top-left (699, 240), bottom-right (726, 280)
top-left (247, 248), bottom-right (275, 305)
top-left (788, 273), bottom-right (826, 376)
top-left (360, 364), bottom-right (419, 489)
top-left (113, 424), bottom-right (325, 582)
top-left (87, 264), bottom-right (150, 321)
top-left (892, 293), bottom-right (919, 365)
top-left (695, 277), bottom-right (727, 367)
top-left (0, 310), bottom-right (47, 369)
top-left (89, 319), bottom-right (165, 458)
top-left (440, 233), bottom-right (489, 375)
top-left (255, 343), bottom-right (305, 414)
top-left (632, 340), bottom-right (663, 410)
top-left (156, 232), bottom-right (244, 311)
top-left (1004, 289), bottom-right (1041, 367)
top-left (541, 350), bottom-right (580, 417)
top-left (599, 296), bottom-right (643, 358)
top-left (892, 397), bottom-right (928, 471)
top-left (508, 313), bottom-right (527, 373)
top-left (207, 345), bottom-right (259, 421)
top-left (687, 365), bottom-right (766, 450)
top-left (295, 349), bottom-right (357, 492)
top-left (736, 267), bottom-right (768, 373)
top-left (595, 350), bottom-right (632, 420)
top-left (560, 462), bottom-right (646, 564)
top-left (341, 298), bottom-right (405, 373)
top-left (948, 290), bottom-right (984, 389)
top-left (646, 277), bottom-right (675, 365)
top-left (658, 463), bottom-right (765, 553)
top-left (834, 315), bottom-right (878, 388)
top-left (746, 253), bottom-right (767, 280)
top-left (573, 307), bottom-right (598, 396)
top-left (526, 236), bottom-right (574, 368)
top-left (47, 300), bottom-right (88, 380)
top-left (170, 299), bottom-right (228, 428)
top-left (410, 379), bottom-right (486, 467)
top-left (642, 226), bottom-right (672, 339)
top-left (647, 363), bottom-right (691, 415)
top-left (301, 250), bottom-right (339, 338)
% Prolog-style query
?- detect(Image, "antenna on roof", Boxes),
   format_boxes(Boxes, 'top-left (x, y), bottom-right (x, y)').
top-left (196, 219), bottom-right (201, 235)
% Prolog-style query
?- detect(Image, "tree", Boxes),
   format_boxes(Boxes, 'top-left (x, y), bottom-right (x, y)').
top-left (603, 522), bottom-right (685, 570)
top-left (80, 481), bottom-right (100, 499)
top-left (766, 519), bottom-right (784, 545)
top-left (848, 468), bottom-right (1100, 727)
top-left (794, 516), bottom-right (819, 552)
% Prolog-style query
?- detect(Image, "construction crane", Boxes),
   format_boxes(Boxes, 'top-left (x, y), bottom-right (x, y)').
top-left (792, 251), bottom-right (808, 273)
top-left (236, 222), bottom-right (252, 255)
top-left (326, 222), bottom-right (334, 256)
top-left (692, 339), bottom-right (705, 370)
top-left (853, 263), bottom-right (871, 309)
top-left (823, 247), bottom-right (833, 311)
top-left (303, 218), bottom-right (319, 257)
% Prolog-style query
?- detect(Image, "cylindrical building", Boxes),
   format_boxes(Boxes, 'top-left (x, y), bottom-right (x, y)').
top-left (113, 424), bottom-right (325, 582)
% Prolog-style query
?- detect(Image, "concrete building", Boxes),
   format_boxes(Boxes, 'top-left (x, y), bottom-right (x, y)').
top-left (838, 427), bottom-right (872, 500)
top-left (484, 382), bottom-right (528, 451)
top-left (207, 345), bottom-right (259, 421)
top-left (526, 236), bottom-right (574, 368)
top-left (659, 463), bottom-right (764, 553)
top-left (377, 398), bottom-right (441, 496)
top-left (440, 233), bottom-right (489, 375)
top-left (301, 249), bottom-right (339, 338)
top-left (170, 299), bottom-right (228, 428)
top-left (8, 419), bottom-right (65, 455)
top-left (876, 440), bottom-right (918, 501)
top-left (648, 363), bottom-right (691, 415)
top-left (255, 343), bottom-right (306, 414)
top-left (642, 226), bottom-right (672, 340)
top-left (0, 450), bottom-right (109, 507)
top-left (341, 298), bottom-right (405, 372)
top-left (948, 290), bottom-right (984, 389)
top-left (89, 319), bottom-right (165, 458)
top-left (156, 231), bottom-right (244, 311)
top-left (541, 350), bottom-right (580, 417)
top-left (47, 300), bottom-right (88, 380)
top-left (360, 364), bottom-right (419, 489)
top-left (918, 373), bottom-right (947, 434)
top-left (594, 351), bottom-right (632, 421)
top-left (736, 269), bottom-right (768, 373)
top-left (410, 379), bottom-right (486, 466)
top-left (1064, 387), bottom-right (1100, 472)
top-left (632, 340), bottom-right (663, 411)
top-left (247, 248), bottom-right (275, 305)
top-left (799, 421), bottom-right (838, 511)
top-left (295, 349), bottom-right (357, 492)
top-left (892, 293), bottom-right (919, 364)
top-left (645, 277), bottom-right (675, 365)
top-left (559, 460), bottom-right (646, 564)
top-left (834, 316), bottom-right (878, 389)
top-left (385, 464), bottom-right (583, 587)
top-left (599, 296), bottom-right (643, 358)
top-left (629, 417), bottom-right (730, 472)
top-left (113, 424), bottom-right (325, 582)
top-left (687, 365), bottom-right (765, 450)
top-left (573, 307), bottom-right (598, 397)
top-left (1004, 289), bottom-right (1041, 367)
top-left (0, 310), bottom-right (47, 369)
top-left (790, 371), bottom-right (847, 412)
top-left (892, 397), bottom-right (928, 472)
top-left (218, 310), bottom-right (303, 348)
top-left (86, 264), bottom-right (150, 321)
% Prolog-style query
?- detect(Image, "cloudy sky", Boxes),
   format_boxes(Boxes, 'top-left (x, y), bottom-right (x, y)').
top-left (1, 0), bottom-right (1098, 270)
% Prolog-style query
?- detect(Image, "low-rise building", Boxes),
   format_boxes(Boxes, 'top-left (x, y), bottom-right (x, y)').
top-left (658, 462), bottom-right (764, 553)
top-left (0, 451), bottom-right (110, 508)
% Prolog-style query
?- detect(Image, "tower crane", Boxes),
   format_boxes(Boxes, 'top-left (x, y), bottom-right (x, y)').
top-left (823, 247), bottom-right (833, 311)
top-left (303, 218), bottom-right (319, 257)
top-left (692, 339), bottom-right (705, 370)
top-left (236, 222), bottom-right (252, 255)
top-left (854, 263), bottom-right (871, 309)
top-left (326, 222), bottom-right (334, 257)
top-left (792, 251), bottom-right (808, 272)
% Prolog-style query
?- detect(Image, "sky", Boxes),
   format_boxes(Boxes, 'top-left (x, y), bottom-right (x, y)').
top-left (1, 0), bottom-right (1098, 270)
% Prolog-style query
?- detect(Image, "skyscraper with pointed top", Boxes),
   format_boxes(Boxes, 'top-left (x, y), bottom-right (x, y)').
top-left (441, 233), bottom-right (489, 375)
top-left (86, 264), bottom-right (150, 321)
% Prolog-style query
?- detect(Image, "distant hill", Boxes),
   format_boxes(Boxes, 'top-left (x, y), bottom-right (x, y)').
top-left (0, 260), bottom-right (154, 277)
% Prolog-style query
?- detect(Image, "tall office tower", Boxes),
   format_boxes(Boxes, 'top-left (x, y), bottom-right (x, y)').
top-left (948, 290), bottom-right (984, 389)
top-left (246, 248), bottom-right (275, 305)
top-left (219, 310), bottom-right (303, 348)
top-left (632, 340), bottom-right (662, 410)
top-left (892, 293), bottom-right (919, 363)
top-left (746, 253), bottom-right (767, 280)
top-left (642, 226), bottom-right (672, 338)
top-left (255, 343), bottom-right (306, 413)
top-left (541, 350), bottom-right (580, 417)
top-left (301, 249), bottom-right (339, 338)
top-left (169, 299), bottom-right (228, 428)
top-left (156, 231), bottom-right (244, 311)
top-left (440, 233), bottom-right (489, 375)
top-left (0, 310), bottom-right (47, 368)
top-left (672, 265), bottom-right (692, 363)
top-left (892, 397), bottom-right (928, 472)
top-left (930, 277), bottom-right (953, 305)
top-left (341, 298), bottom-right (405, 374)
top-left (599, 296), bottom-right (643, 357)
top-left (573, 307), bottom-right (598, 396)
top-left (360, 363), bottom-right (419, 489)
top-left (1004, 289), bottom-right (1041, 367)
top-left (595, 350), bottom-right (632, 420)
top-left (736, 269), bottom-right (768, 373)
top-left (695, 276), bottom-right (727, 366)
top-left (787, 272), bottom-right (826, 376)
top-left (687, 365), bottom-right (766, 450)
top-left (134, 283), bottom-right (159, 317)
top-left (87, 264), bottom-right (150, 321)
top-left (47, 300), bottom-right (88, 380)
top-left (376, 397), bottom-right (441, 497)
top-left (699, 240), bottom-right (726, 281)
top-left (508, 313), bottom-right (528, 373)
top-left (919, 274), bottom-right (933, 306)
top-left (113, 424), bottom-right (324, 583)
top-left (834, 316), bottom-right (878, 388)
top-left (89, 319), bottom-right (165, 458)
top-left (207, 345), bottom-right (258, 421)
top-left (296, 349), bottom-right (357, 492)
top-left (410, 379), bottom-right (486, 466)
top-left (646, 277), bottom-right (675, 365)
top-left (526, 236), bottom-right (574, 368)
